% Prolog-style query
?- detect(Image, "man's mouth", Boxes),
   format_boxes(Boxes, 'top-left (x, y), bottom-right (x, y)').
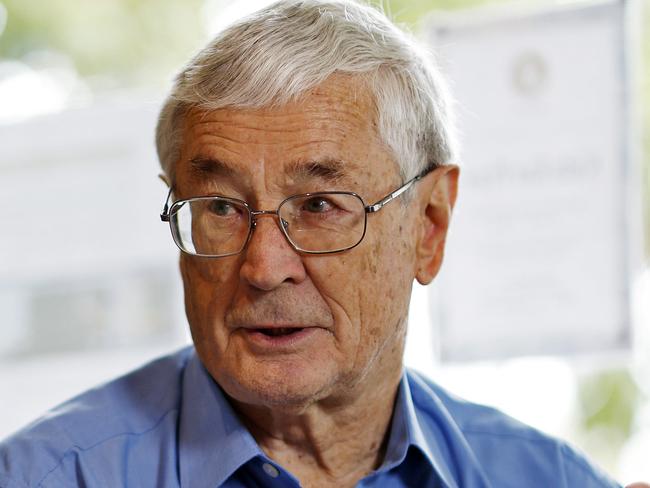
top-left (239, 325), bottom-right (323, 350)
top-left (254, 327), bottom-right (305, 337)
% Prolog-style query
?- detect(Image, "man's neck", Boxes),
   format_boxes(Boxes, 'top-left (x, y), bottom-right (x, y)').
top-left (233, 370), bottom-right (403, 488)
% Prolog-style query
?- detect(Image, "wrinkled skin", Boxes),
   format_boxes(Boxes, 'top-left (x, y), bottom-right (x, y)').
top-left (173, 75), bottom-right (458, 486)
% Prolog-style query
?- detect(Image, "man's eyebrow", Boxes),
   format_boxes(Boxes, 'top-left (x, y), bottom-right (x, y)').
top-left (188, 156), bottom-right (350, 183)
top-left (188, 156), bottom-right (235, 178)
top-left (288, 158), bottom-right (349, 182)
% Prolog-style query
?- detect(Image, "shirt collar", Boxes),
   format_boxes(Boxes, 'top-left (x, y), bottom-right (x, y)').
top-left (178, 351), bottom-right (458, 488)
top-left (382, 371), bottom-right (459, 488)
top-left (178, 351), bottom-right (263, 488)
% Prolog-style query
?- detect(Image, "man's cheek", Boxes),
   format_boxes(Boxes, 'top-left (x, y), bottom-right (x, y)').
top-left (191, 259), bottom-right (217, 283)
top-left (181, 256), bottom-right (238, 324)
top-left (183, 255), bottom-right (238, 285)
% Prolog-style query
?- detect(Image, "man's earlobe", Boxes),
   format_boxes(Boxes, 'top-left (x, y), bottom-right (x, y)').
top-left (415, 165), bottom-right (459, 285)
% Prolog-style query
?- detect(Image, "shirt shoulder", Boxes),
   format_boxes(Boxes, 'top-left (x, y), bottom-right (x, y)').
top-left (406, 369), bottom-right (621, 488)
top-left (0, 346), bottom-right (193, 488)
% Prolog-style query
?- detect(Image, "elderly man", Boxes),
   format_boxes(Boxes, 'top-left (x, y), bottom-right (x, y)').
top-left (0, 1), bottom-right (632, 487)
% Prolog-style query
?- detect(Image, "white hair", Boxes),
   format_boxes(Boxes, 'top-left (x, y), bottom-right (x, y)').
top-left (155, 0), bottom-right (457, 183)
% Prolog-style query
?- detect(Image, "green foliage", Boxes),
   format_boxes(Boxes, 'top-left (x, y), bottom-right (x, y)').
top-left (576, 369), bottom-right (643, 470)
top-left (369, 0), bottom-right (534, 27)
top-left (0, 0), bottom-right (204, 86)
top-left (579, 369), bottom-right (640, 437)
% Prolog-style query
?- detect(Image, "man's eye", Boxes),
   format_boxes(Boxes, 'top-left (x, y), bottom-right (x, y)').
top-left (208, 199), bottom-right (237, 216)
top-left (302, 197), bottom-right (334, 213)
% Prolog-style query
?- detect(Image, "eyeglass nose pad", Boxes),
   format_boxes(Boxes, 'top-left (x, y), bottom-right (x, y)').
top-left (280, 218), bottom-right (289, 230)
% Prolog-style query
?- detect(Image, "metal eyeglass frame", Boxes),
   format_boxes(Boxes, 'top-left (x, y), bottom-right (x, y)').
top-left (159, 171), bottom-right (427, 257)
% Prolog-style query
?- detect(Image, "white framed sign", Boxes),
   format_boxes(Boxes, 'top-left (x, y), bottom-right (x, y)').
top-left (425, 0), bottom-right (638, 361)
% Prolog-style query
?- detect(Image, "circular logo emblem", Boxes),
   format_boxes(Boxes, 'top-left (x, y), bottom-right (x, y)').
top-left (512, 51), bottom-right (548, 97)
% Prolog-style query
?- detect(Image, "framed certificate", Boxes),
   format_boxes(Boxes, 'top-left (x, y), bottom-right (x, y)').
top-left (423, 0), bottom-right (639, 361)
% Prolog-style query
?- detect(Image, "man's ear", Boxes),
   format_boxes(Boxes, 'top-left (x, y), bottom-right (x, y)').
top-left (415, 165), bottom-right (459, 285)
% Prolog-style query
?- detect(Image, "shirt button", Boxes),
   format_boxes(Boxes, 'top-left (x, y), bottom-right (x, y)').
top-left (262, 462), bottom-right (279, 478)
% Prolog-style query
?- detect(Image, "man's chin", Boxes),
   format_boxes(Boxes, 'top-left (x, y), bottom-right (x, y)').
top-left (218, 360), bottom-right (339, 411)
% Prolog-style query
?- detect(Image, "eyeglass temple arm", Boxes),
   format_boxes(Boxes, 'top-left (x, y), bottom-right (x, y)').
top-left (365, 174), bottom-right (422, 214)
top-left (160, 187), bottom-right (173, 222)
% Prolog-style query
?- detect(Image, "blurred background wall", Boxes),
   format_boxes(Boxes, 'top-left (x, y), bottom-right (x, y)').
top-left (0, 0), bottom-right (648, 483)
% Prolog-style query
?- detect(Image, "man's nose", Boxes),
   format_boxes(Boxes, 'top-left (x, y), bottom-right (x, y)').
top-left (239, 214), bottom-right (307, 290)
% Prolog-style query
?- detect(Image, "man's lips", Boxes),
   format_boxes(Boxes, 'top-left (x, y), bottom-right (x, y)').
top-left (238, 324), bottom-right (313, 337)
top-left (233, 323), bottom-right (329, 350)
top-left (239, 324), bottom-right (309, 329)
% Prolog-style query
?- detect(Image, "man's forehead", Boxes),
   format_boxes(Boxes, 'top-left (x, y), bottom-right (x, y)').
top-left (183, 75), bottom-right (377, 138)
top-left (177, 77), bottom-right (388, 184)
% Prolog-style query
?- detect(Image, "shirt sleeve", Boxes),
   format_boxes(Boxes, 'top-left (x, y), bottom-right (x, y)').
top-left (559, 442), bottom-right (622, 488)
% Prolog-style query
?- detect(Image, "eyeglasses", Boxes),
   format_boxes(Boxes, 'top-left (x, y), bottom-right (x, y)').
top-left (160, 173), bottom-right (426, 257)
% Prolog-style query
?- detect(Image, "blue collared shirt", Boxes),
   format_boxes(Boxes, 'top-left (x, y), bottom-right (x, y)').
top-left (0, 347), bottom-right (621, 487)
